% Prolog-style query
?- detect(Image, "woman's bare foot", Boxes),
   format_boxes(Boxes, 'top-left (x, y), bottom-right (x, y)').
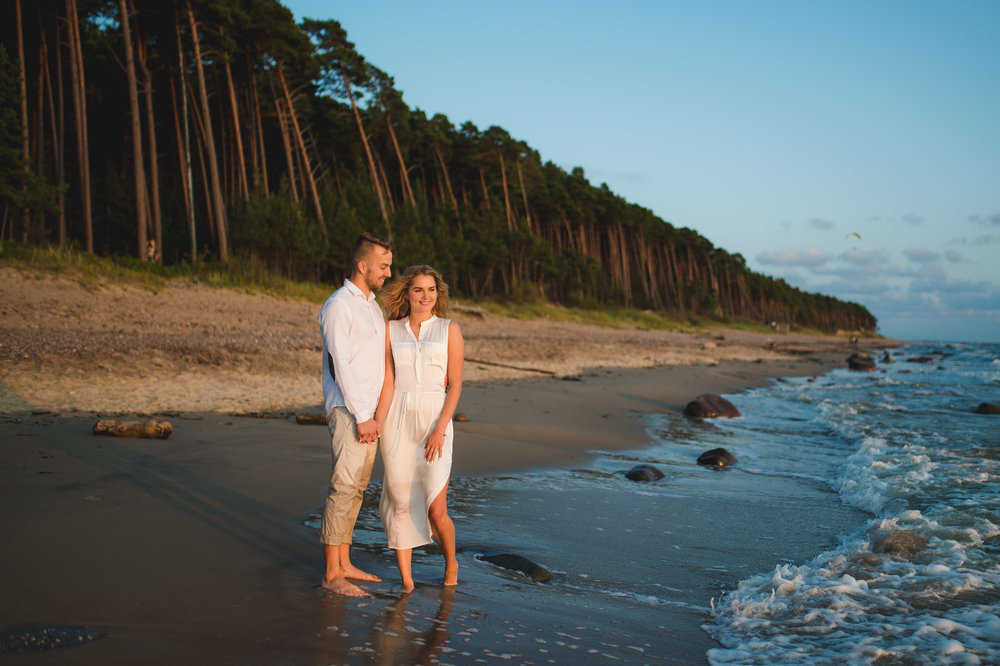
top-left (443, 561), bottom-right (458, 587)
top-left (322, 575), bottom-right (369, 597)
top-left (399, 580), bottom-right (415, 594)
top-left (342, 564), bottom-right (381, 583)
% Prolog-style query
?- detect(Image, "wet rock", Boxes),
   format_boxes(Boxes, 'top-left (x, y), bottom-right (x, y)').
top-left (625, 464), bottom-right (664, 482)
top-left (683, 393), bottom-right (742, 418)
top-left (697, 448), bottom-right (738, 467)
top-left (479, 552), bottom-right (551, 582)
top-left (453, 413), bottom-right (469, 422)
top-left (882, 351), bottom-right (894, 364)
top-left (907, 356), bottom-right (937, 364)
top-left (846, 352), bottom-right (876, 372)
top-left (975, 403), bottom-right (1000, 415)
top-left (872, 530), bottom-right (928, 557)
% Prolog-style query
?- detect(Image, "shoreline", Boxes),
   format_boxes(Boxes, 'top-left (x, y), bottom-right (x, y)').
top-left (0, 267), bottom-right (896, 661)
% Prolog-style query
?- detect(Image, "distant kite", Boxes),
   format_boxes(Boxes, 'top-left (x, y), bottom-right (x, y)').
top-left (846, 232), bottom-right (861, 240)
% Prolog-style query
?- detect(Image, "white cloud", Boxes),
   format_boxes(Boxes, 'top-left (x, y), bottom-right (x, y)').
top-left (903, 248), bottom-right (939, 264)
top-left (901, 213), bottom-right (925, 226)
top-left (809, 218), bottom-right (834, 230)
top-left (756, 247), bottom-right (831, 267)
top-left (944, 250), bottom-right (964, 263)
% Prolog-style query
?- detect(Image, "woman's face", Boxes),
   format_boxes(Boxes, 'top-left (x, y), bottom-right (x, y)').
top-left (407, 274), bottom-right (437, 316)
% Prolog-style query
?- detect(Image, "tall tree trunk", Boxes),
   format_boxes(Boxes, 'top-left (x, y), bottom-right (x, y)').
top-left (432, 144), bottom-right (458, 213)
top-left (15, 0), bottom-right (30, 242)
top-left (119, 0), bottom-right (149, 259)
top-left (478, 167), bottom-right (491, 210)
top-left (66, 0), bottom-right (93, 252)
top-left (44, 22), bottom-right (66, 247)
top-left (272, 93), bottom-right (299, 201)
top-left (275, 64), bottom-right (326, 241)
top-left (168, 64), bottom-right (193, 260)
top-left (133, 4), bottom-right (161, 262)
top-left (498, 152), bottom-right (513, 231)
top-left (247, 58), bottom-right (268, 193)
top-left (174, 15), bottom-right (196, 260)
top-left (222, 45), bottom-right (248, 200)
top-left (373, 150), bottom-right (395, 213)
top-left (386, 116), bottom-right (415, 207)
top-left (186, 1), bottom-right (228, 261)
top-left (516, 160), bottom-right (532, 233)
top-left (341, 67), bottom-right (389, 234)
top-left (34, 41), bottom-right (45, 240)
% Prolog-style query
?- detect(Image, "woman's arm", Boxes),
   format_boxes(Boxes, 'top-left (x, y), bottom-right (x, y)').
top-left (373, 327), bottom-right (395, 434)
top-left (425, 321), bottom-right (465, 462)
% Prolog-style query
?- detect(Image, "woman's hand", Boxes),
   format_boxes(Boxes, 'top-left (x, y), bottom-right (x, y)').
top-left (424, 427), bottom-right (446, 462)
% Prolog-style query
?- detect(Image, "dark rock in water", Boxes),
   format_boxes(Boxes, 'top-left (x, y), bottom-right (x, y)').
top-left (882, 351), bottom-right (894, 364)
top-left (683, 393), bottom-right (742, 418)
top-left (907, 356), bottom-right (937, 364)
top-left (975, 402), bottom-right (1000, 415)
top-left (872, 530), bottom-right (928, 557)
top-left (625, 464), bottom-right (665, 482)
top-left (453, 412), bottom-right (469, 422)
top-left (846, 352), bottom-right (876, 372)
top-left (697, 447), bottom-right (738, 467)
top-left (479, 552), bottom-right (552, 582)
top-left (0, 626), bottom-right (100, 653)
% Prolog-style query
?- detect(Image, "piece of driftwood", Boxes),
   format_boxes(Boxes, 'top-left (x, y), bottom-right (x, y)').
top-left (465, 358), bottom-right (555, 375)
top-left (92, 419), bottom-right (172, 439)
top-left (296, 413), bottom-right (328, 426)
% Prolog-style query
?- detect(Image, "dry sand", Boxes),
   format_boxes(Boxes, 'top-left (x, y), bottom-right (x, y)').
top-left (0, 266), bottom-right (896, 663)
top-left (0, 265), bottom-right (885, 417)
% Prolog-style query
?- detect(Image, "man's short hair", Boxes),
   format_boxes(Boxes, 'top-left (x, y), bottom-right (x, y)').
top-left (351, 232), bottom-right (393, 268)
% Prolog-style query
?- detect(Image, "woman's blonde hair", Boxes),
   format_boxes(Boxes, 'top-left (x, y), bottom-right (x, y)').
top-left (382, 264), bottom-right (449, 320)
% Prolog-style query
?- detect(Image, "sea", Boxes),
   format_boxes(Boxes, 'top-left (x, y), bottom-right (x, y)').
top-left (318, 341), bottom-right (1000, 664)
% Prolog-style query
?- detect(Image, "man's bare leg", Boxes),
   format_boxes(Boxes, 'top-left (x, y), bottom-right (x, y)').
top-left (339, 543), bottom-right (381, 582)
top-left (322, 544), bottom-right (378, 596)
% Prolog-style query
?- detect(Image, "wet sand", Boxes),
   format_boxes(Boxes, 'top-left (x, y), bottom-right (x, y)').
top-left (0, 357), bottom-right (874, 664)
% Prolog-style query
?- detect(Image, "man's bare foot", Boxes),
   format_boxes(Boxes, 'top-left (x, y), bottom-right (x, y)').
top-left (443, 562), bottom-right (458, 587)
top-left (342, 564), bottom-right (381, 583)
top-left (321, 576), bottom-right (369, 597)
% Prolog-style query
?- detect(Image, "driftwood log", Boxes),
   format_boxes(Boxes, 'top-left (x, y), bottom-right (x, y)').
top-left (92, 419), bottom-right (172, 439)
top-left (295, 413), bottom-right (328, 425)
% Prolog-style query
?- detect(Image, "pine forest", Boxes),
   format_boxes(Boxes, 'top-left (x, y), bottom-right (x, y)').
top-left (1, 0), bottom-right (877, 333)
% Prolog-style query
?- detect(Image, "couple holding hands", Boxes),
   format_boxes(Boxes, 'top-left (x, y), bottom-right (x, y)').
top-left (317, 232), bottom-right (464, 597)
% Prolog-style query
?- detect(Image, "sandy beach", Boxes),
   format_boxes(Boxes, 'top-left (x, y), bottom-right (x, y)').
top-left (0, 267), bottom-right (895, 663)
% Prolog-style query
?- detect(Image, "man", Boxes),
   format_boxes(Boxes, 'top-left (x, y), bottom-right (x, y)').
top-left (318, 232), bottom-right (393, 596)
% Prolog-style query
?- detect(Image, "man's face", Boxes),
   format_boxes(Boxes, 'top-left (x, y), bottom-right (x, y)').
top-left (363, 247), bottom-right (393, 292)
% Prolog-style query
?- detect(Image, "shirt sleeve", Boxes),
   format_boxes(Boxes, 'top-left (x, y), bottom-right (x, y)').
top-left (321, 299), bottom-right (375, 423)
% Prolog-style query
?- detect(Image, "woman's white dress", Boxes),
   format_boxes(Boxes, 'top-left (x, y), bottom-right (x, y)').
top-left (379, 315), bottom-right (453, 550)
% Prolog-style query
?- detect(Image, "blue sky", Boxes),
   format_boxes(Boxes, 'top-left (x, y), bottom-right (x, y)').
top-left (285, 0), bottom-right (999, 342)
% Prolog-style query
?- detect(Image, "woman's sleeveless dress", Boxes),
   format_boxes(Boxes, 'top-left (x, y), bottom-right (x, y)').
top-left (379, 316), bottom-right (453, 550)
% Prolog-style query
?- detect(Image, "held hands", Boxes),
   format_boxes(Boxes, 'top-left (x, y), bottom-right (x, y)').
top-left (424, 426), bottom-right (447, 462)
top-left (357, 419), bottom-right (380, 443)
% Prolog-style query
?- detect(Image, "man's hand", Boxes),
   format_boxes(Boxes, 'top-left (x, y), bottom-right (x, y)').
top-left (356, 419), bottom-right (379, 443)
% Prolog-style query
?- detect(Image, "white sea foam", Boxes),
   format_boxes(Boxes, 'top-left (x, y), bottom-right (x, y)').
top-left (707, 342), bottom-right (1000, 665)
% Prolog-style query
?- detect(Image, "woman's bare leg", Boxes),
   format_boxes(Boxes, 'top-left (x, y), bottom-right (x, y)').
top-left (428, 483), bottom-right (457, 586)
top-left (395, 547), bottom-right (415, 593)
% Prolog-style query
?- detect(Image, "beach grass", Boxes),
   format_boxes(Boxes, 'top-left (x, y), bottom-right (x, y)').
top-left (2, 243), bottom-right (802, 334)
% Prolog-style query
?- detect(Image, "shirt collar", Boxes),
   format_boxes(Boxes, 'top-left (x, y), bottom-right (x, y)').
top-left (343, 278), bottom-right (375, 303)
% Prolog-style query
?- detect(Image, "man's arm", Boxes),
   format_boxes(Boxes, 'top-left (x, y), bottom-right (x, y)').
top-left (321, 300), bottom-right (377, 427)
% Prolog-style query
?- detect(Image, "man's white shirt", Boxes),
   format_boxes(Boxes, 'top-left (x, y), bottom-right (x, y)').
top-left (318, 279), bottom-right (386, 422)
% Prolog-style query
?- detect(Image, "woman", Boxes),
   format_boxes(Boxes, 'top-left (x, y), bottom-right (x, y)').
top-left (375, 264), bottom-right (464, 592)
